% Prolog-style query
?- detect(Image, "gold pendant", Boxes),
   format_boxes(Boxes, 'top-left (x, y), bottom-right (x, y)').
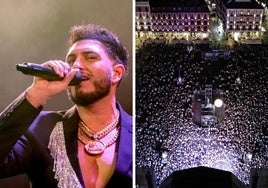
top-left (84, 140), bottom-right (105, 155)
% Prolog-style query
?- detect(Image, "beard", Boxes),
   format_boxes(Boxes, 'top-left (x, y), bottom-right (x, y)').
top-left (67, 73), bottom-right (111, 107)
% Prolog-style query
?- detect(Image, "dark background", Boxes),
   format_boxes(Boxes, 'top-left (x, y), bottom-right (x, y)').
top-left (0, 0), bottom-right (132, 114)
top-left (0, 0), bottom-right (132, 187)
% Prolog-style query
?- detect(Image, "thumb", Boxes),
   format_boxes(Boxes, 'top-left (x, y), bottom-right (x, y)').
top-left (63, 68), bottom-right (81, 85)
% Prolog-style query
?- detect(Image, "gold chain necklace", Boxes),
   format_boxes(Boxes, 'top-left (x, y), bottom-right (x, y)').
top-left (78, 126), bottom-right (120, 155)
top-left (78, 110), bottom-right (120, 155)
top-left (79, 109), bottom-right (119, 140)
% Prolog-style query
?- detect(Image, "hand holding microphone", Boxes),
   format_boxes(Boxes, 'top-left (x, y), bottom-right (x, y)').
top-left (16, 61), bottom-right (83, 108)
top-left (16, 62), bottom-right (83, 86)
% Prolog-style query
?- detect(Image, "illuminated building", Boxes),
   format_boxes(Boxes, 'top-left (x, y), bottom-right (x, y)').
top-left (135, 0), bottom-right (210, 45)
top-left (214, 0), bottom-right (264, 43)
top-left (136, 0), bottom-right (151, 32)
top-left (136, 0), bottom-right (266, 45)
top-left (149, 0), bottom-right (209, 32)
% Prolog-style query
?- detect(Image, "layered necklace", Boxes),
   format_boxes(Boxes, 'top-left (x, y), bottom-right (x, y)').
top-left (78, 110), bottom-right (120, 155)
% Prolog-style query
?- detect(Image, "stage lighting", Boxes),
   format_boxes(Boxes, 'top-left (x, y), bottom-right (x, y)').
top-left (214, 98), bottom-right (223, 108)
top-left (162, 151), bottom-right (168, 159)
top-left (162, 150), bottom-right (168, 164)
top-left (246, 153), bottom-right (252, 161)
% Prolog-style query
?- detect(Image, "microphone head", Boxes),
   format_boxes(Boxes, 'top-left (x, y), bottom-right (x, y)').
top-left (69, 71), bottom-right (83, 86)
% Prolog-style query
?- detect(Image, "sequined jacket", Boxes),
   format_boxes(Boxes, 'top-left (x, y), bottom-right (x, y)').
top-left (0, 93), bottom-right (132, 188)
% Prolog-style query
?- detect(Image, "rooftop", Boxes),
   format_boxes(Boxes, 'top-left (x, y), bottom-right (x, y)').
top-left (149, 0), bottom-right (209, 13)
top-left (223, 0), bottom-right (263, 9)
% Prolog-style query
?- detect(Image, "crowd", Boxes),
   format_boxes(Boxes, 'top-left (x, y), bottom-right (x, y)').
top-left (135, 42), bottom-right (268, 186)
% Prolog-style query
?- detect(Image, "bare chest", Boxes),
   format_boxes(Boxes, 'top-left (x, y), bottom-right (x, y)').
top-left (78, 141), bottom-right (117, 188)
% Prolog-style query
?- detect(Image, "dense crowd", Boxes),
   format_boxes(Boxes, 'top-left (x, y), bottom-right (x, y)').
top-left (135, 42), bottom-right (268, 187)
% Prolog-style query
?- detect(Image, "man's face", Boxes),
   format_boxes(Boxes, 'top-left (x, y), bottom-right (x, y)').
top-left (65, 39), bottom-right (114, 106)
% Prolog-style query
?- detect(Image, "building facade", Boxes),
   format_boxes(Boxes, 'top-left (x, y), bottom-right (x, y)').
top-left (136, 0), bottom-right (210, 45)
top-left (136, 0), bottom-right (151, 32)
top-left (136, 0), bottom-right (266, 45)
top-left (214, 0), bottom-right (264, 42)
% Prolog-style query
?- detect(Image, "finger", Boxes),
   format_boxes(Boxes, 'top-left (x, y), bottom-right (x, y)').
top-left (42, 61), bottom-right (61, 77)
top-left (43, 60), bottom-right (70, 78)
top-left (53, 60), bottom-right (67, 77)
top-left (63, 68), bottom-right (80, 85)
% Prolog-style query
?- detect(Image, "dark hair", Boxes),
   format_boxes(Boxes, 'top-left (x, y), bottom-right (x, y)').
top-left (69, 24), bottom-right (128, 70)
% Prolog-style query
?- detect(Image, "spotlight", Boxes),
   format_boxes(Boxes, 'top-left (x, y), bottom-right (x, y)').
top-left (162, 151), bottom-right (168, 159)
top-left (235, 77), bottom-right (241, 85)
top-left (214, 99), bottom-right (223, 108)
top-left (246, 153), bottom-right (252, 161)
top-left (161, 150), bottom-right (168, 164)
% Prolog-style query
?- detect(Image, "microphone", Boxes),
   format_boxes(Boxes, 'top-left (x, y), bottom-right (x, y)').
top-left (16, 62), bottom-right (83, 86)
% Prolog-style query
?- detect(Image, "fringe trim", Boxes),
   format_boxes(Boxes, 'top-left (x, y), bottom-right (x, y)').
top-left (48, 121), bottom-right (82, 188)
